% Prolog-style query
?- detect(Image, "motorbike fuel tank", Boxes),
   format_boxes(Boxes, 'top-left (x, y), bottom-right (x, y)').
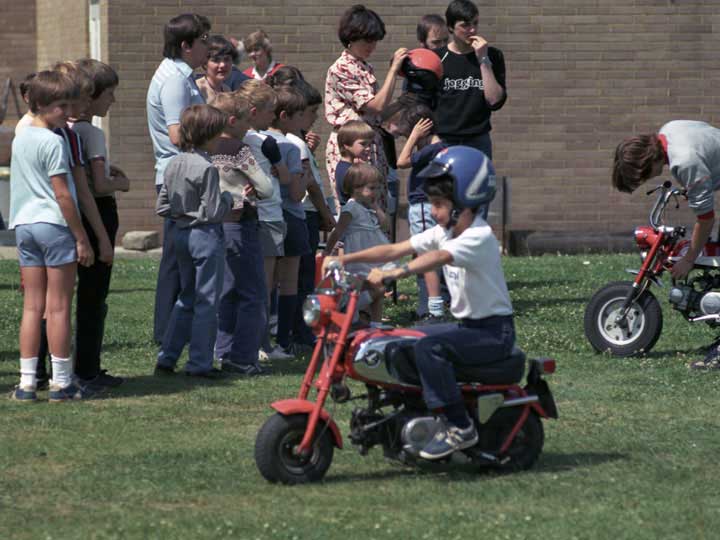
top-left (351, 334), bottom-right (422, 387)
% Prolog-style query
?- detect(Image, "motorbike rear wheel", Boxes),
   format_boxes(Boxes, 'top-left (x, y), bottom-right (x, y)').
top-left (255, 413), bottom-right (334, 484)
top-left (478, 409), bottom-right (544, 472)
top-left (584, 281), bottom-right (663, 357)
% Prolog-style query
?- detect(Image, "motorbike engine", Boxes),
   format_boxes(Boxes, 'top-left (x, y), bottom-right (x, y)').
top-left (669, 273), bottom-right (720, 320)
top-left (400, 416), bottom-right (444, 456)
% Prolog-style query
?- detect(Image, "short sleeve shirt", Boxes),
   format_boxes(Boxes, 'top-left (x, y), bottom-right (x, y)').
top-left (9, 126), bottom-right (77, 228)
top-left (286, 132), bottom-right (325, 213)
top-left (262, 131), bottom-right (304, 219)
top-left (324, 50), bottom-right (381, 129)
top-left (410, 215), bottom-right (513, 320)
top-left (408, 142), bottom-right (447, 204)
top-left (72, 120), bottom-right (113, 199)
top-left (244, 130), bottom-right (283, 222)
top-left (658, 120), bottom-right (720, 218)
top-left (147, 58), bottom-right (205, 185)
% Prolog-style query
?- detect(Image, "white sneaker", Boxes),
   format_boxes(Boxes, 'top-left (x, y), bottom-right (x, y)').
top-left (267, 345), bottom-right (294, 361)
top-left (258, 349), bottom-right (270, 363)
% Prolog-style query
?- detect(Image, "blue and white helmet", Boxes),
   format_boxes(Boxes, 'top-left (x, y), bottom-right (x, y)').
top-left (418, 146), bottom-right (496, 209)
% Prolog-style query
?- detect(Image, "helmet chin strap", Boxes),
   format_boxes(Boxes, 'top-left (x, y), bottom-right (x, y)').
top-left (446, 207), bottom-right (461, 229)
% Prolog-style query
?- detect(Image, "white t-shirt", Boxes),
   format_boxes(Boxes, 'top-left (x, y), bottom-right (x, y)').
top-left (243, 129), bottom-right (283, 222)
top-left (410, 214), bottom-right (513, 320)
top-left (286, 132), bottom-right (325, 213)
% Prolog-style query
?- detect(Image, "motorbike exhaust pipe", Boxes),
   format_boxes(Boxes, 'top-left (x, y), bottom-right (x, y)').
top-left (687, 314), bottom-right (720, 323)
top-left (501, 396), bottom-right (539, 407)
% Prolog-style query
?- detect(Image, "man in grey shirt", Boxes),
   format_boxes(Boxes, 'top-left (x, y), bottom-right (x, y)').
top-left (146, 13), bottom-right (210, 344)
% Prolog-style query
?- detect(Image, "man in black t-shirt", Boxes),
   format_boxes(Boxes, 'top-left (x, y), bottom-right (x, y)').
top-left (433, 0), bottom-right (506, 160)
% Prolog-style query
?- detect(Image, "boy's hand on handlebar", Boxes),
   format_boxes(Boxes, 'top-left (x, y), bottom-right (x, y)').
top-left (367, 267), bottom-right (402, 288)
top-left (670, 258), bottom-right (693, 279)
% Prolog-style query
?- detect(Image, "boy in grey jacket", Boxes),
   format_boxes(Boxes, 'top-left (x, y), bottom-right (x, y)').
top-left (155, 104), bottom-right (234, 378)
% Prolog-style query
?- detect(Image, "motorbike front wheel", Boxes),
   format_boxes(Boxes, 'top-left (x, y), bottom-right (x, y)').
top-left (255, 413), bottom-right (334, 484)
top-left (584, 281), bottom-right (663, 357)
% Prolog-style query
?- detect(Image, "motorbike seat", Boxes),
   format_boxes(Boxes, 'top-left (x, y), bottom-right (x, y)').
top-left (385, 342), bottom-right (526, 385)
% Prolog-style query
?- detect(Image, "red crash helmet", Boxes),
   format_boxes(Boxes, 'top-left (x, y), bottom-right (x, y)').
top-left (400, 48), bottom-right (444, 93)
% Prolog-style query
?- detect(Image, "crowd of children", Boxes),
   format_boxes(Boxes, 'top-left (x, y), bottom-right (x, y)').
top-left (8, 0), bottom-right (514, 401)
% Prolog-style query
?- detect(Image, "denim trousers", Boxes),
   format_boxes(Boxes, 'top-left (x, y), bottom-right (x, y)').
top-left (154, 185), bottom-right (182, 344)
top-left (441, 132), bottom-right (493, 220)
top-left (158, 223), bottom-right (224, 373)
top-left (413, 315), bottom-right (515, 409)
top-left (407, 202), bottom-right (450, 317)
top-left (215, 219), bottom-right (267, 365)
top-left (75, 197), bottom-right (119, 379)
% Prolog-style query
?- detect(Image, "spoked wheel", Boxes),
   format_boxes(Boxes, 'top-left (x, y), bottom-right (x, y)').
top-left (255, 413), bottom-right (334, 484)
top-left (478, 409), bottom-right (544, 472)
top-left (584, 281), bottom-right (663, 356)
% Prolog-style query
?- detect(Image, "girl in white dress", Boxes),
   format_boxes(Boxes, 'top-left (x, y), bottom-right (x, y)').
top-left (324, 163), bottom-right (389, 324)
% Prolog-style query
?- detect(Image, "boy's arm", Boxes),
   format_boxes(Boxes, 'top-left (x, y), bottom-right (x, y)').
top-left (397, 118), bottom-right (434, 169)
top-left (340, 239), bottom-right (415, 266)
top-left (367, 249), bottom-right (452, 288)
top-left (156, 182), bottom-right (171, 217)
top-left (90, 159), bottom-right (130, 194)
top-left (50, 174), bottom-right (94, 267)
top-left (323, 211), bottom-right (352, 255)
top-left (306, 177), bottom-right (336, 231)
top-left (670, 217), bottom-right (715, 279)
top-left (73, 165), bottom-right (114, 264)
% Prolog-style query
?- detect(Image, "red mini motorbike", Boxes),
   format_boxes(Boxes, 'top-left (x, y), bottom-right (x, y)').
top-left (585, 181), bottom-right (720, 356)
top-left (254, 262), bottom-right (558, 484)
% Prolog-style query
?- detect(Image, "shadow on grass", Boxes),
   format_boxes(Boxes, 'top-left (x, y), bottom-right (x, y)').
top-left (94, 373), bottom-right (236, 398)
top-left (108, 287), bottom-right (156, 295)
top-left (325, 451), bottom-right (627, 484)
top-left (513, 297), bottom-right (587, 313)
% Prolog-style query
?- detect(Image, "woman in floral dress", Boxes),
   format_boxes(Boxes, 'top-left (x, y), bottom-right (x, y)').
top-left (324, 4), bottom-right (407, 211)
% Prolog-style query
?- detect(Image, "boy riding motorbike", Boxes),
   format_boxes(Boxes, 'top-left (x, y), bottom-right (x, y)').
top-left (335, 146), bottom-right (516, 459)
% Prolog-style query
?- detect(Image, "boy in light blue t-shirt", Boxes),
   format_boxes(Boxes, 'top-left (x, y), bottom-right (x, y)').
top-left (9, 71), bottom-right (94, 402)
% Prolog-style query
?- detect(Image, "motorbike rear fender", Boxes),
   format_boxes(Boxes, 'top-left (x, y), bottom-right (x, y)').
top-left (270, 399), bottom-right (344, 449)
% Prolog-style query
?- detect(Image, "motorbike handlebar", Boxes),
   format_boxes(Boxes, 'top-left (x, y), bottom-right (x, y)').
top-left (648, 181), bottom-right (687, 229)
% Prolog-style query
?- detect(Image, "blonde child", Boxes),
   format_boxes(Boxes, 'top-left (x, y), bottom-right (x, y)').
top-left (333, 120), bottom-right (375, 208)
top-left (9, 71), bottom-right (95, 402)
top-left (324, 163), bottom-right (389, 324)
top-left (209, 91), bottom-right (274, 375)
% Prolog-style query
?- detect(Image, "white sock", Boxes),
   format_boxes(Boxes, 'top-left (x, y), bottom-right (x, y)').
top-left (20, 357), bottom-right (38, 389)
top-left (428, 296), bottom-right (445, 317)
top-left (50, 355), bottom-right (73, 388)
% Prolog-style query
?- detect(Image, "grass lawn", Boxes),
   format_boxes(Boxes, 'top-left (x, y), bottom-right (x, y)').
top-left (1, 253), bottom-right (719, 540)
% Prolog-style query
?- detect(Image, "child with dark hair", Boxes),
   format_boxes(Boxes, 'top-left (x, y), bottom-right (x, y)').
top-left (154, 104), bottom-right (234, 378)
top-left (264, 87), bottom-right (309, 356)
top-left (197, 35), bottom-right (237, 102)
top-left (72, 58), bottom-right (130, 389)
top-left (386, 97), bottom-right (449, 320)
top-left (323, 163), bottom-right (389, 324)
top-left (417, 14), bottom-right (449, 49)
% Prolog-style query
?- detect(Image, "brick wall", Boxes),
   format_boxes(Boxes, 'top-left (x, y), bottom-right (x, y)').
top-left (0, 0), bottom-right (36, 129)
top-left (50, 1), bottom-right (720, 238)
top-left (35, 0), bottom-right (88, 71)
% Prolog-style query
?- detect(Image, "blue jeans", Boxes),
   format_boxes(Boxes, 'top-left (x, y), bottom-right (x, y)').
top-left (154, 184), bottom-right (181, 344)
top-left (413, 316), bottom-right (515, 409)
top-left (407, 202), bottom-right (450, 317)
top-left (215, 220), bottom-right (267, 365)
top-left (441, 132), bottom-right (493, 220)
top-left (158, 223), bottom-right (224, 374)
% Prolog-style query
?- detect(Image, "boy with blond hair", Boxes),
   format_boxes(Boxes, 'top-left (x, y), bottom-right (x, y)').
top-left (210, 91), bottom-right (274, 374)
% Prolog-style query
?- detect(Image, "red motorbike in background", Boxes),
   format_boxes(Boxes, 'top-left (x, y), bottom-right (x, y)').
top-left (585, 181), bottom-right (720, 356)
top-left (254, 261), bottom-right (558, 484)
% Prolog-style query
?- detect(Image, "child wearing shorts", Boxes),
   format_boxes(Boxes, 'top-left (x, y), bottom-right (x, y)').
top-left (154, 105), bottom-right (234, 378)
top-left (9, 71), bottom-right (95, 402)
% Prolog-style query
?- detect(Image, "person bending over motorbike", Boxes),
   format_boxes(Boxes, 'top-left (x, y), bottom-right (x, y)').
top-left (335, 145), bottom-right (515, 460)
top-left (613, 121), bottom-right (720, 369)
